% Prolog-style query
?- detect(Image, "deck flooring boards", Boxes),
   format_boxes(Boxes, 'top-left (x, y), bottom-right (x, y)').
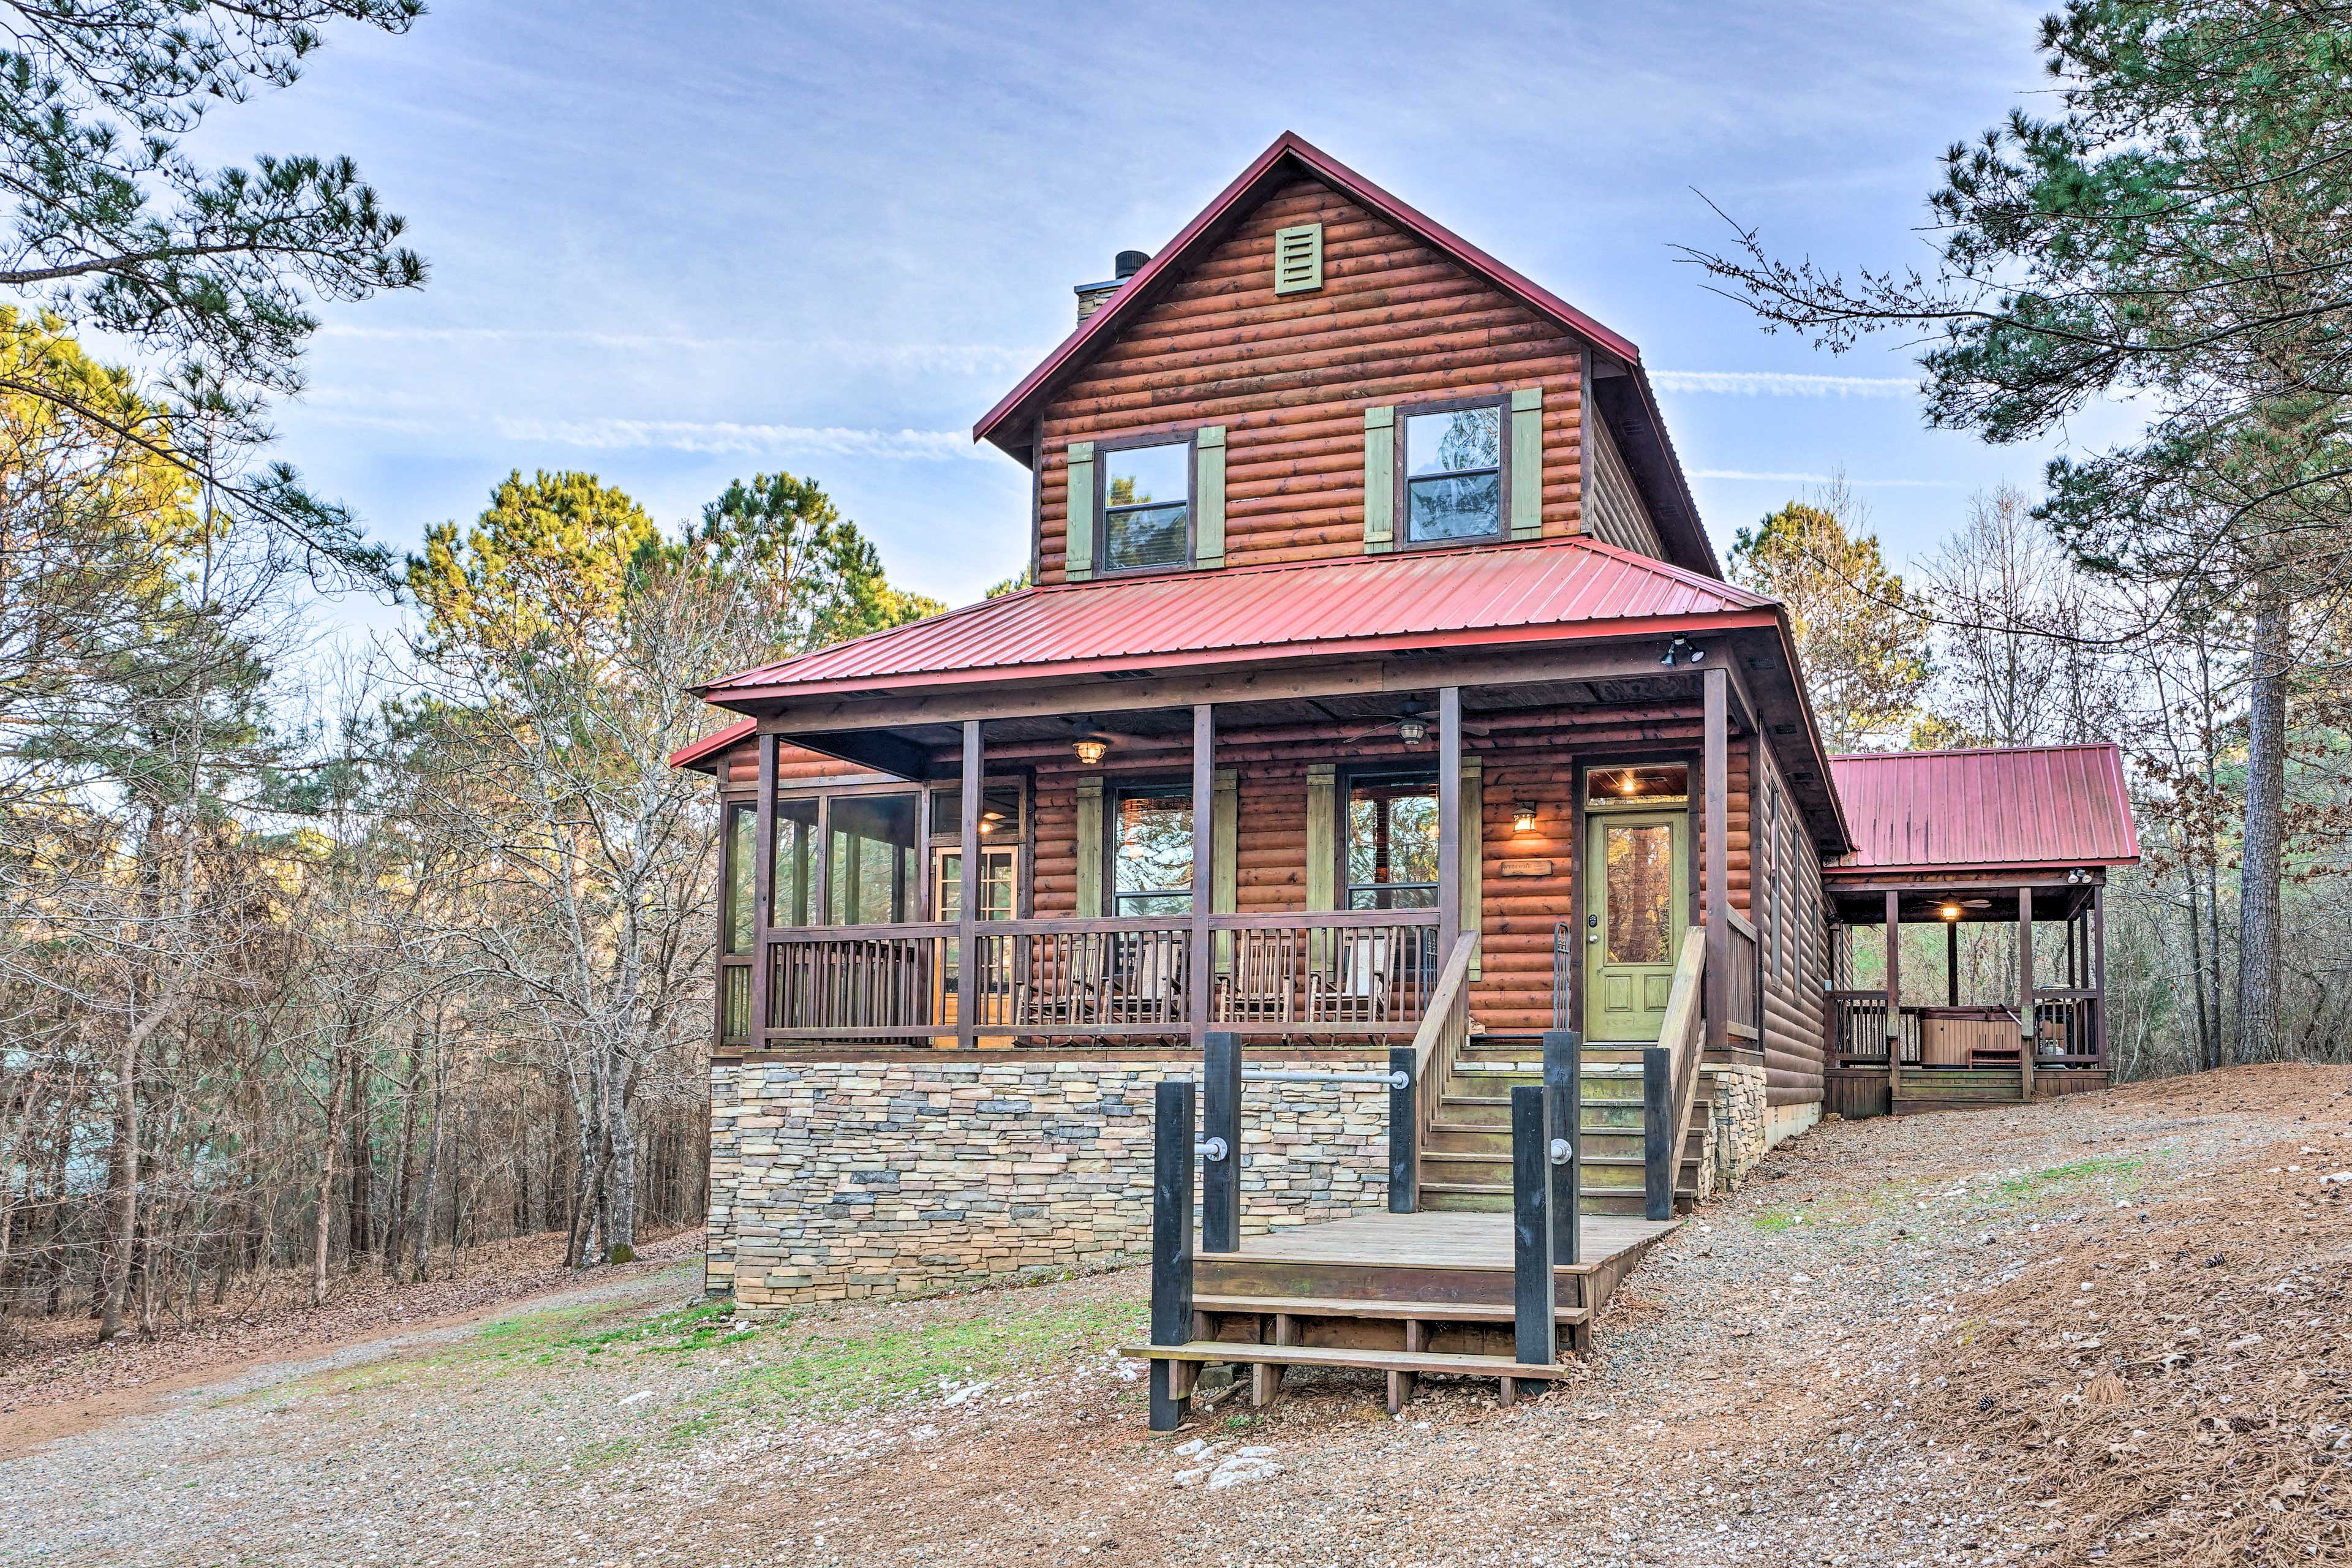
top-left (1205, 1210), bottom-right (1676, 1272)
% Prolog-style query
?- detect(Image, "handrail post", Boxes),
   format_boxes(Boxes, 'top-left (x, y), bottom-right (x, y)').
top-left (1542, 1028), bottom-right (1580, 1264)
top-left (1149, 1077), bottom-right (1196, 1432)
top-left (1511, 1082), bottom-right (1556, 1368)
top-left (1202, 1031), bottom-right (1240, 1252)
top-left (1642, 1044), bottom-right (1673, 1221)
top-left (1387, 1044), bottom-right (1417, 1213)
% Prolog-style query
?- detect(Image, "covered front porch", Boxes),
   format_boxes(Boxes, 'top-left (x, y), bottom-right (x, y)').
top-left (709, 658), bottom-right (1777, 1057)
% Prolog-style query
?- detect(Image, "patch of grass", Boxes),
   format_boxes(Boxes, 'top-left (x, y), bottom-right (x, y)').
top-left (1748, 1207), bottom-right (1806, 1232)
top-left (558, 1297), bottom-right (759, 1357)
top-left (657, 1297), bottom-right (1143, 1443)
top-left (1993, 1155), bottom-right (2144, 1199)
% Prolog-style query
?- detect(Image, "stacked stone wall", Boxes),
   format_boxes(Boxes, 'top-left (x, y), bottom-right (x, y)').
top-left (707, 1055), bottom-right (1390, 1313)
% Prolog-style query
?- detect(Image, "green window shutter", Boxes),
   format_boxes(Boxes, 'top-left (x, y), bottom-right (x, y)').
top-left (1066, 441), bottom-right (1096, 582)
top-left (1460, 756), bottom-right (1484, 979)
top-left (1304, 763), bottom-right (1337, 973)
top-left (1509, 388), bottom-right (1544, 540)
top-left (1196, 426), bottom-right (1226, 568)
top-left (1362, 407), bottom-right (1395, 554)
top-left (1075, 775), bottom-right (1104, 916)
top-left (1273, 223), bottom-right (1324, 295)
top-left (1212, 767), bottom-right (1238, 974)
top-left (1304, 763), bottom-right (1338, 912)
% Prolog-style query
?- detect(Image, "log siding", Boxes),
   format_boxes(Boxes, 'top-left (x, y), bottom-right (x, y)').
top-left (1033, 176), bottom-right (1602, 582)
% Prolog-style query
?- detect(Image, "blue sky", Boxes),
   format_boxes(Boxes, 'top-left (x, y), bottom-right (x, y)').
top-left (197, 1), bottom-right (2144, 625)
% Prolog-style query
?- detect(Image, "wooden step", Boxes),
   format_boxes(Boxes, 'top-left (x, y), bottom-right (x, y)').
top-left (1123, 1340), bottom-right (1569, 1381)
top-left (1193, 1292), bottom-right (1588, 1324)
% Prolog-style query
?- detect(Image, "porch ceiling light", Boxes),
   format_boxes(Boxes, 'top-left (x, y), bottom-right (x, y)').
top-left (1940, 903), bottom-right (1962, 921)
top-left (1395, 714), bottom-right (1428, 745)
top-left (1659, 634), bottom-right (1706, 668)
top-left (1072, 737), bottom-right (1109, 766)
top-left (1512, 800), bottom-right (1540, 834)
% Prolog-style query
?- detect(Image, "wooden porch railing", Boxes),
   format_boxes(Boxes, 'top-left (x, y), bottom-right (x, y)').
top-left (1395, 931), bottom-right (1479, 1210)
top-left (1722, 910), bottom-right (1760, 1042)
top-left (2032, 987), bottom-right (2102, 1067)
top-left (1646, 924), bottom-right (1711, 1219)
top-left (755, 909), bottom-right (1444, 1043)
top-left (1828, 989), bottom-right (1920, 1064)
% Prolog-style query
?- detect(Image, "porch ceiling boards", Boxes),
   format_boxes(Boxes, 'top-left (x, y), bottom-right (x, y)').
top-left (695, 537), bottom-right (1773, 704)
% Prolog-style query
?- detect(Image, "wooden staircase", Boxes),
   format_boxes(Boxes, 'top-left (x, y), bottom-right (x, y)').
top-left (1419, 1037), bottom-right (1708, 1214)
top-left (1139, 1211), bottom-right (1679, 1414)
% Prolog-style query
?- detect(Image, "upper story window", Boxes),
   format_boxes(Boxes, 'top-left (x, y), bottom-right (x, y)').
top-left (1100, 439), bottom-right (1192, 573)
top-left (1402, 402), bottom-right (1504, 545)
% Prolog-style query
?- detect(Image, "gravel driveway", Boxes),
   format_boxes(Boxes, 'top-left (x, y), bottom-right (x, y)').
top-left (2, 1065), bottom-right (2339, 1568)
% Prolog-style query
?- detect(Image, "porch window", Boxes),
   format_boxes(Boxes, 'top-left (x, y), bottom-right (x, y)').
top-left (1403, 404), bottom-right (1502, 545)
top-left (725, 798), bottom-right (818, 942)
top-left (1111, 786), bottom-right (1193, 915)
top-left (1100, 440), bottom-right (1191, 573)
top-left (827, 793), bottom-right (919, 924)
top-left (723, 802), bottom-right (755, 954)
top-left (1346, 770), bottom-right (1438, 910)
top-left (774, 798), bottom-right (818, 926)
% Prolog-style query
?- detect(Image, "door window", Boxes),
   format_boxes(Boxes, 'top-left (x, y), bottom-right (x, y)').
top-left (1604, 821), bottom-right (1674, 965)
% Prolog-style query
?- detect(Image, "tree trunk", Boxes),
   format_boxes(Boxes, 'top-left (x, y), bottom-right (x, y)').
top-left (96, 1025), bottom-right (141, 1343)
top-left (2236, 588), bottom-right (2289, 1066)
top-left (345, 1048), bottom-right (374, 1265)
top-left (312, 1049), bottom-right (346, 1309)
top-left (410, 1039), bottom-right (446, 1283)
top-left (385, 1032), bottom-right (420, 1280)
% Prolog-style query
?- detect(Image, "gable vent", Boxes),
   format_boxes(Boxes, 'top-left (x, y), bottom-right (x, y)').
top-left (1273, 222), bottom-right (1324, 295)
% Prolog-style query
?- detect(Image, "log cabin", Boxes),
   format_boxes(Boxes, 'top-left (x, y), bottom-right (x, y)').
top-left (670, 133), bottom-right (2139, 1418)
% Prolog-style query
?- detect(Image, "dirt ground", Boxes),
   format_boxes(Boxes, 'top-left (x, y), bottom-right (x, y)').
top-left (2, 1064), bottom-right (2346, 1568)
top-left (0, 1226), bottom-right (704, 1459)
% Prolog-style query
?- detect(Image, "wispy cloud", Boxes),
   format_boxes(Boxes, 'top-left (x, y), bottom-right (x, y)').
top-left (317, 323), bottom-right (1044, 375)
top-left (1691, 468), bottom-right (1959, 489)
top-left (490, 416), bottom-right (982, 460)
top-left (1651, 370), bottom-right (1915, 398)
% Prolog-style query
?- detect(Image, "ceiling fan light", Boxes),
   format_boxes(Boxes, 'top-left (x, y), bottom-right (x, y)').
top-left (1072, 737), bottom-right (1108, 766)
top-left (1940, 904), bottom-right (1962, 921)
top-left (1396, 717), bottom-right (1428, 745)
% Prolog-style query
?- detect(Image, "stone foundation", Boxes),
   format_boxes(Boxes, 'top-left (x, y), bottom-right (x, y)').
top-left (1693, 1058), bottom-right (1770, 1196)
top-left (707, 1055), bottom-right (1390, 1314)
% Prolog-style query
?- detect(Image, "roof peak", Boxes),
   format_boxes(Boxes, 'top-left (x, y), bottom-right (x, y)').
top-left (974, 130), bottom-right (1640, 434)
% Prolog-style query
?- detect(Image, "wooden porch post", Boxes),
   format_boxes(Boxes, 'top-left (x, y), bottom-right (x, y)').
top-left (2092, 882), bottom-right (2109, 1069)
top-left (1947, 916), bottom-right (1960, 1008)
top-left (958, 720), bottom-right (982, 1050)
top-left (1883, 890), bottom-right (1901, 1102)
top-left (1191, 704), bottom-right (1214, 1050)
top-left (2017, 887), bottom-right (2036, 1100)
top-left (1702, 666), bottom-right (1728, 1054)
top-left (748, 733), bottom-right (778, 1049)
top-left (1437, 687), bottom-right (1462, 954)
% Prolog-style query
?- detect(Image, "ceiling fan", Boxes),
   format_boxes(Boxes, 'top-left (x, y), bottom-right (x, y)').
top-left (1343, 698), bottom-right (1491, 748)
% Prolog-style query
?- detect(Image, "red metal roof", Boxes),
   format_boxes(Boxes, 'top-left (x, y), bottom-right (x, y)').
top-left (693, 538), bottom-right (1773, 707)
top-left (668, 714), bottom-right (753, 772)
top-left (1826, 745), bottom-right (2140, 875)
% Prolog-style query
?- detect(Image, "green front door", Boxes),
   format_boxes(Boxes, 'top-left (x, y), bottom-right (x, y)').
top-left (1585, 810), bottom-right (1689, 1042)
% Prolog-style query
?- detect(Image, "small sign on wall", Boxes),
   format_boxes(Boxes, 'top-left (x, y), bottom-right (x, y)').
top-left (1499, 859), bottom-right (1555, 878)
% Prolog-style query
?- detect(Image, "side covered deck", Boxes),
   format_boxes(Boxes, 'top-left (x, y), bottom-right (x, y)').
top-left (1817, 746), bottom-right (2139, 1117)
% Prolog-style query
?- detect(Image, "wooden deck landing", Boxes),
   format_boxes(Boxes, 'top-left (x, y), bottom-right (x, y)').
top-left (1215, 1210), bottom-right (1678, 1270)
top-left (1126, 1209), bottom-right (1682, 1415)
